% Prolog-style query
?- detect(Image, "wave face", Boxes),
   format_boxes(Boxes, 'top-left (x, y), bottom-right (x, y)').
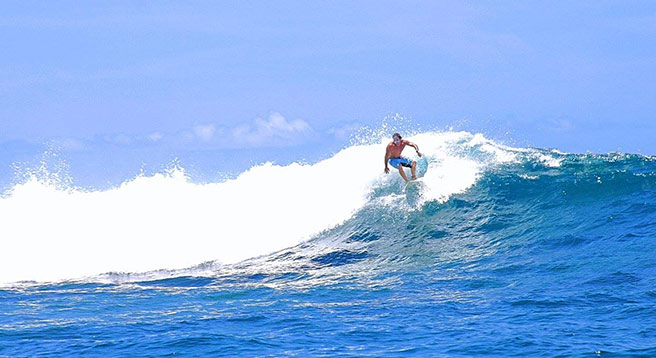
top-left (1, 130), bottom-right (656, 356)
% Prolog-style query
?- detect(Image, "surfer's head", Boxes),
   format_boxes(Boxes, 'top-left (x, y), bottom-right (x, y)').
top-left (392, 133), bottom-right (402, 144)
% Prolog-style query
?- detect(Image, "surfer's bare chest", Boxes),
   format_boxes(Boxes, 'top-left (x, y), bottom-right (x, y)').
top-left (387, 143), bottom-right (406, 157)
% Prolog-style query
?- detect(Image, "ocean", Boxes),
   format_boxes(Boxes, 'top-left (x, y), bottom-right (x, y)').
top-left (1, 130), bottom-right (655, 357)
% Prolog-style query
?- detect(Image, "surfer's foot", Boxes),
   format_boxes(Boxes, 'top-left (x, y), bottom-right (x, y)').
top-left (411, 175), bottom-right (417, 180)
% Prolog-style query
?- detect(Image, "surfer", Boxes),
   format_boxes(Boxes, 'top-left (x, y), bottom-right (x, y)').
top-left (384, 132), bottom-right (422, 183)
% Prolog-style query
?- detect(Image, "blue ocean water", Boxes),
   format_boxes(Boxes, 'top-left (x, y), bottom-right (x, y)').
top-left (1, 131), bottom-right (656, 357)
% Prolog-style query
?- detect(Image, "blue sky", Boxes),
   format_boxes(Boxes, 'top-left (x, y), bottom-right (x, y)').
top-left (1, 0), bottom-right (655, 178)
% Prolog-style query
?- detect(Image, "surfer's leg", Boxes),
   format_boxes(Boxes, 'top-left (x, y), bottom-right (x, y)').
top-left (411, 161), bottom-right (417, 180)
top-left (398, 165), bottom-right (409, 183)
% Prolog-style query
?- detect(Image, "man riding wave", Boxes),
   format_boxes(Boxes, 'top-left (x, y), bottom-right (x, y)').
top-left (384, 132), bottom-right (422, 183)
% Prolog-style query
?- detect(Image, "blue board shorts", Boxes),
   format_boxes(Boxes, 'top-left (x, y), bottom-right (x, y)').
top-left (389, 157), bottom-right (413, 169)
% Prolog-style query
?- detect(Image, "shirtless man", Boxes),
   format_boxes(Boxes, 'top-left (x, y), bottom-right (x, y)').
top-left (384, 132), bottom-right (423, 183)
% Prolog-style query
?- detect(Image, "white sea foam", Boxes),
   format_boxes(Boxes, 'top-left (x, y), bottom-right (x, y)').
top-left (0, 131), bottom-right (518, 283)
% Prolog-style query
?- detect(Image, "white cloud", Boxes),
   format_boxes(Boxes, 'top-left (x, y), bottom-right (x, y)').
top-left (327, 122), bottom-right (363, 140)
top-left (100, 133), bottom-right (132, 145)
top-left (113, 134), bottom-right (132, 145)
top-left (147, 131), bottom-right (164, 142)
top-left (232, 112), bottom-right (315, 147)
top-left (49, 137), bottom-right (87, 151)
top-left (193, 124), bottom-right (216, 142)
top-left (59, 114), bottom-right (316, 150)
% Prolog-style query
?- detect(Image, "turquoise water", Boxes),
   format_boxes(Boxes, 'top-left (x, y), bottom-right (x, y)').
top-left (1, 133), bottom-right (655, 357)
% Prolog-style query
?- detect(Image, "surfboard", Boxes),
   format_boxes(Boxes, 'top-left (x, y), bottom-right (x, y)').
top-left (405, 177), bottom-right (425, 187)
top-left (402, 156), bottom-right (428, 183)
top-left (416, 156), bottom-right (428, 178)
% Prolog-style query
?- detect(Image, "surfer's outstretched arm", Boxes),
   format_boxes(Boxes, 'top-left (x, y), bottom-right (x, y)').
top-left (407, 141), bottom-right (422, 157)
top-left (384, 148), bottom-right (391, 174)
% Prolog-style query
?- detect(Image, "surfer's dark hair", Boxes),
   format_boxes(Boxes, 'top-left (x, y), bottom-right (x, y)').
top-left (393, 132), bottom-right (402, 139)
